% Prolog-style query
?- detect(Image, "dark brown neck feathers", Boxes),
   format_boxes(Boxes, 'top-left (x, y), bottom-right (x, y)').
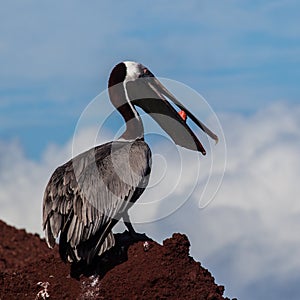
top-left (108, 62), bottom-right (144, 140)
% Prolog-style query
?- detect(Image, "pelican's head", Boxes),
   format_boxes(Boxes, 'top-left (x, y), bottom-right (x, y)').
top-left (108, 61), bottom-right (218, 155)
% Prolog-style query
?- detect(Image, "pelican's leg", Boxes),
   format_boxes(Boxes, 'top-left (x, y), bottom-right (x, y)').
top-left (123, 211), bottom-right (149, 241)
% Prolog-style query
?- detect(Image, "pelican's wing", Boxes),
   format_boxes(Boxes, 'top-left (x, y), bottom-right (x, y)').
top-left (42, 140), bottom-right (151, 263)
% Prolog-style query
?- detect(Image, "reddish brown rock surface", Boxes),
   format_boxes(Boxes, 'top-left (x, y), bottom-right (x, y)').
top-left (0, 220), bottom-right (235, 299)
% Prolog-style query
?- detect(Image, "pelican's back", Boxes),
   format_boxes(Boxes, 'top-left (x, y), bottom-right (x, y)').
top-left (43, 139), bottom-right (151, 263)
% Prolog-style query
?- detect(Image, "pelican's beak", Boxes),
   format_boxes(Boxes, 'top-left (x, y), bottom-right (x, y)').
top-left (127, 71), bottom-right (218, 155)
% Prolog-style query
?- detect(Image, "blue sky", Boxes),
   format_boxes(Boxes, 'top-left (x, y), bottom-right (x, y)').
top-left (1, 1), bottom-right (300, 299)
top-left (1, 0), bottom-right (299, 159)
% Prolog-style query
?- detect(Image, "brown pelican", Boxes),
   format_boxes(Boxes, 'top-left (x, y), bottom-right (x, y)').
top-left (42, 61), bottom-right (218, 265)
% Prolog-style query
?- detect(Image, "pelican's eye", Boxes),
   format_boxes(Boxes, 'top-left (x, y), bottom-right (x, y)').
top-left (139, 68), bottom-right (154, 78)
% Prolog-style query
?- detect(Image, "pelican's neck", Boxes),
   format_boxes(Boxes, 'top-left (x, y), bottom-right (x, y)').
top-left (108, 83), bottom-right (144, 141)
top-left (119, 111), bottom-right (144, 141)
top-left (108, 62), bottom-right (144, 141)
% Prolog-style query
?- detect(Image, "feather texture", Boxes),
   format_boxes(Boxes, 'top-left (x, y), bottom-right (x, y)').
top-left (42, 139), bottom-right (151, 263)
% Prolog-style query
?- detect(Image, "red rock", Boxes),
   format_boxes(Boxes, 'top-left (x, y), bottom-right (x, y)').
top-left (0, 220), bottom-right (234, 299)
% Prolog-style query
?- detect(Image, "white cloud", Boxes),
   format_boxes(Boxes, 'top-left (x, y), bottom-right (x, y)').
top-left (0, 126), bottom-right (112, 234)
top-left (116, 101), bottom-right (300, 299)
top-left (0, 139), bottom-right (49, 233)
top-left (142, 102), bottom-right (300, 299)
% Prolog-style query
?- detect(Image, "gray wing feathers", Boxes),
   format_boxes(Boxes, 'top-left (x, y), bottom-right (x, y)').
top-left (98, 231), bottom-right (115, 255)
top-left (42, 140), bottom-right (151, 261)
